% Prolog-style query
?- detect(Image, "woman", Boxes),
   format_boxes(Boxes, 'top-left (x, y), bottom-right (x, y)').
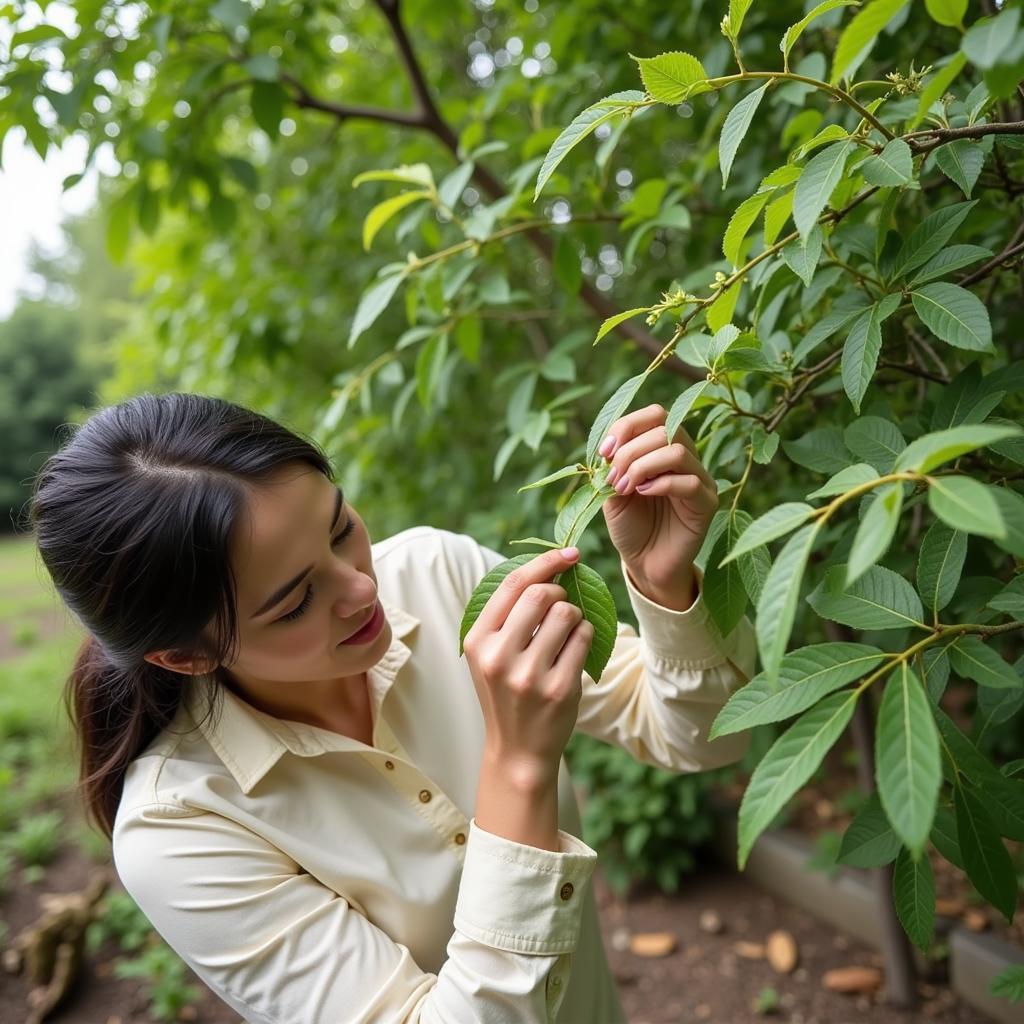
top-left (30, 391), bottom-right (755, 1023)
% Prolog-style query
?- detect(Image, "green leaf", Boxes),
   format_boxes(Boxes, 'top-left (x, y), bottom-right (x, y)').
top-left (793, 140), bottom-right (854, 241)
top-left (948, 636), bottom-right (1022, 690)
top-left (737, 690), bottom-right (857, 868)
top-left (362, 190), bottom-right (431, 251)
top-left (917, 522), bottom-right (967, 613)
top-left (561, 561), bottom-right (618, 682)
top-left (893, 846), bottom-right (935, 951)
top-left (990, 965), bottom-right (1024, 1003)
top-left (719, 84), bottom-right (769, 188)
top-left (807, 564), bottom-right (926, 630)
top-left (927, 476), bottom-right (1005, 539)
top-left (665, 380), bottom-right (713, 444)
top-left (210, 0), bottom-right (250, 32)
top-left (792, 304), bottom-right (869, 366)
top-left (723, 191), bottom-right (772, 264)
top-left (554, 234), bottom-right (582, 295)
top-left (831, 0), bottom-right (910, 84)
top-left (858, 138), bottom-right (914, 186)
top-left (534, 92), bottom-right (646, 201)
top-left (250, 81), bottom-right (285, 139)
top-left (841, 292), bottom-right (901, 413)
top-left (838, 792), bottom-right (902, 868)
top-left (934, 140), bottom-right (985, 198)
top-left (988, 577), bottom-right (1024, 618)
top-left (847, 481), bottom-right (902, 585)
top-left (806, 463), bottom-right (880, 500)
top-left (782, 223), bottom-right (823, 287)
top-left (704, 517), bottom-right (749, 638)
top-left (954, 784), bottom-right (1018, 923)
top-left (710, 642), bottom-right (884, 739)
top-left (895, 423), bottom-right (1022, 474)
top-left (243, 55), bottom-right (279, 82)
top-left (782, 426), bottom-right (853, 474)
top-left (961, 8), bottom-right (1020, 69)
top-left (781, 1), bottom-right (860, 63)
top-left (755, 523), bottom-right (821, 681)
top-left (876, 663), bottom-right (941, 854)
top-left (517, 465), bottom-right (587, 493)
top-left (912, 282), bottom-right (993, 352)
top-left (720, 503), bottom-right (817, 566)
top-left (585, 372), bottom-right (649, 466)
top-left (992, 487), bottom-right (1024, 557)
top-left (930, 801), bottom-right (965, 869)
top-left (907, 244), bottom-right (993, 287)
top-left (728, 0), bottom-right (754, 37)
top-left (632, 52), bottom-right (709, 104)
top-left (348, 270), bottom-right (407, 348)
top-left (925, 0), bottom-right (966, 27)
top-left (892, 200), bottom-right (977, 279)
top-left (912, 53), bottom-right (966, 129)
top-left (593, 307), bottom-right (651, 346)
top-left (415, 331), bottom-right (448, 410)
top-left (844, 417), bottom-right (906, 473)
top-left (554, 482), bottom-right (607, 548)
top-left (352, 163), bottom-right (435, 189)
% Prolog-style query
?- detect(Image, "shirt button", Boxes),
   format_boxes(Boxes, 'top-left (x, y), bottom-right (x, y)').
top-left (418, 789), bottom-right (432, 803)
top-left (559, 882), bottom-right (574, 901)
top-left (551, 976), bottom-right (562, 988)
top-left (454, 832), bottom-right (466, 845)
top-left (384, 760), bottom-right (395, 770)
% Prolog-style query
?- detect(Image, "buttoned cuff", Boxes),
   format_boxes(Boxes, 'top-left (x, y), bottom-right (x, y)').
top-left (453, 818), bottom-right (597, 955)
top-left (621, 558), bottom-right (737, 669)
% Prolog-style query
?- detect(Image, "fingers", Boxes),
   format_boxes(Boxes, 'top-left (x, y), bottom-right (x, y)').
top-left (605, 427), bottom-right (715, 495)
top-left (474, 547), bottom-right (578, 634)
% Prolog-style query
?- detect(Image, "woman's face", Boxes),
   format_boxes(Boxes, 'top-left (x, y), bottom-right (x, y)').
top-left (218, 464), bottom-right (392, 686)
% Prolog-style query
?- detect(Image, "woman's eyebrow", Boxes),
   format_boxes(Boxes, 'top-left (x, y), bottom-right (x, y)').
top-left (251, 485), bottom-right (345, 619)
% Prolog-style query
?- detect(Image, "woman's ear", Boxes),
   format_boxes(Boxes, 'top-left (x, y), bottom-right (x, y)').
top-left (143, 649), bottom-right (220, 677)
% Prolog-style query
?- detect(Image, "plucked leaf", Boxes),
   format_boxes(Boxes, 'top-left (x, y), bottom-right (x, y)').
top-left (554, 482), bottom-right (607, 548)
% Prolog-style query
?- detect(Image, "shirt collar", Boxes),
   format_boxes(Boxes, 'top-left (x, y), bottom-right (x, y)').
top-left (183, 594), bottom-right (420, 795)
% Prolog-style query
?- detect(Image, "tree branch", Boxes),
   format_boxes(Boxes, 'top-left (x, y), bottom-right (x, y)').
top-left (958, 222), bottom-right (1024, 287)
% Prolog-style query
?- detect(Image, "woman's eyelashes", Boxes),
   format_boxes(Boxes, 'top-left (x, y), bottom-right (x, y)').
top-left (278, 517), bottom-right (356, 623)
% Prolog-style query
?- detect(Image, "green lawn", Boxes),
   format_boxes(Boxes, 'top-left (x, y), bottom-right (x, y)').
top-left (0, 533), bottom-right (64, 628)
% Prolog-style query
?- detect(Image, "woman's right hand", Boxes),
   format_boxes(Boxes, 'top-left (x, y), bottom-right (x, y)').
top-left (462, 547), bottom-right (594, 785)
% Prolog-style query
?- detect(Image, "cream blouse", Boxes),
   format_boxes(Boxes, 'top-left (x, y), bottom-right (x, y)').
top-left (113, 525), bottom-right (756, 1023)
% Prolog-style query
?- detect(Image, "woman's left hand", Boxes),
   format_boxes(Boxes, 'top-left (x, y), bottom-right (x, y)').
top-left (597, 403), bottom-right (719, 611)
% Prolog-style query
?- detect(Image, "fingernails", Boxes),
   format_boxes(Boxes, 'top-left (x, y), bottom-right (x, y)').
top-left (560, 547), bottom-right (579, 559)
top-left (614, 474), bottom-right (630, 493)
top-left (636, 480), bottom-right (654, 492)
top-left (598, 435), bottom-right (616, 458)
top-left (606, 466), bottom-right (620, 487)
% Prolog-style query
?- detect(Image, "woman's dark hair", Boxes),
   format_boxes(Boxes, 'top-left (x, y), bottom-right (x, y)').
top-left (28, 392), bottom-right (334, 838)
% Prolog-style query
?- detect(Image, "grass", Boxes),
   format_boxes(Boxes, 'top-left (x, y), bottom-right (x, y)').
top-left (0, 533), bottom-right (64, 633)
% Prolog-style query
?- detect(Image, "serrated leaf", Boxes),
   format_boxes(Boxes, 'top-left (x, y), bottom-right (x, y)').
top-left (534, 91), bottom-right (646, 200)
top-left (517, 465), bottom-right (587, 493)
top-left (990, 965), bottom-right (1024, 1003)
top-left (912, 53), bottom-right (966, 129)
top-left (859, 138), bottom-right (913, 186)
top-left (554, 482), bottom-right (607, 548)
top-left (934, 140), bottom-right (985, 198)
top-left (706, 280), bottom-right (742, 332)
top-left (362, 190), bottom-right (431, 251)
top-left (352, 163), bottom-right (435, 189)
top-left (892, 200), bottom-right (977, 279)
top-left (719, 84), bottom-right (769, 188)
top-left (927, 476), bottom-right (1005, 539)
top-left (633, 52), bottom-right (709, 104)
top-left (348, 270), bottom-right (407, 348)
top-left (954, 784), bottom-right (1018, 923)
top-left (806, 463), bottom-right (880, 499)
top-left (737, 690), bottom-right (857, 868)
top-left (893, 846), bottom-right (935, 951)
top-left (793, 140), bottom-right (854, 241)
top-left (988, 577), bottom-right (1024, 618)
top-left (665, 380), bottom-right (713, 446)
top-left (792, 304), bottom-right (869, 366)
top-left (710, 642), bottom-right (884, 739)
top-left (930, 801), bottom-right (965, 869)
top-left (781, 0), bottom-right (860, 62)
top-left (728, 0), bottom-right (754, 37)
top-left (907, 244), bottom-right (993, 287)
top-left (847, 481), bottom-right (902, 585)
top-left (948, 635), bottom-right (1022, 690)
top-left (894, 423), bottom-right (1022, 473)
top-left (704, 517), bottom-right (749, 637)
top-left (876, 662), bottom-right (941, 854)
top-left (844, 417), bottom-right (906, 473)
top-left (593, 307), bottom-right (651, 346)
top-left (723, 191), bottom-right (772, 265)
top-left (756, 523), bottom-right (821, 681)
top-left (838, 792), bottom-right (902, 867)
top-left (912, 282), bottom-right (994, 352)
top-left (807, 564), bottom-right (926, 630)
top-left (721, 503), bottom-right (817, 566)
top-left (831, 0), bottom-right (910, 84)
top-left (782, 223), bottom-right (823, 286)
top-left (917, 522), bottom-right (967, 612)
top-left (841, 293), bottom-right (901, 413)
top-left (585, 372), bottom-right (649, 466)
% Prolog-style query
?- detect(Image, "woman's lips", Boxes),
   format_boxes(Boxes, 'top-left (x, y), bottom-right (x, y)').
top-left (338, 600), bottom-right (384, 645)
